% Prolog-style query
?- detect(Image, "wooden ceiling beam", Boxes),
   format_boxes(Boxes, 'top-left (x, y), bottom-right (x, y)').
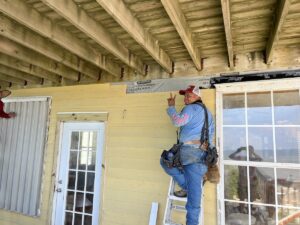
top-left (0, 80), bottom-right (11, 89)
top-left (96, 0), bottom-right (173, 73)
top-left (266, 0), bottom-right (291, 64)
top-left (0, 0), bottom-right (120, 77)
top-left (220, 0), bottom-right (234, 68)
top-left (161, 0), bottom-right (201, 70)
top-left (0, 15), bottom-right (100, 80)
top-left (0, 73), bottom-right (26, 85)
top-left (41, 0), bottom-right (145, 75)
top-left (0, 54), bottom-right (61, 84)
top-left (0, 37), bottom-right (78, 81)
top-left (0, 65), bottom-right (42, 84)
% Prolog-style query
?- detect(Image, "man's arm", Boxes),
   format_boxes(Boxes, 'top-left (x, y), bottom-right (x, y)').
top-left (167, 106), bottom-right (191, 127)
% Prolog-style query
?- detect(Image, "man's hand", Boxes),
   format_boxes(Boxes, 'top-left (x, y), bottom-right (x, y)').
top-left (167, 93), bottom-right (176, 107)
top-left (8, 112), bottom-right (16, 118)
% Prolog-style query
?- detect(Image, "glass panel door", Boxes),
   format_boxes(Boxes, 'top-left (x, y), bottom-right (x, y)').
top-left (54, 123), bottom-right (105, 225)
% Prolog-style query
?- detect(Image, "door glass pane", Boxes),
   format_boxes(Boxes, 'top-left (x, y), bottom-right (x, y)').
top-left (85, 193), bottom-right (94, 214)
top-left (247, 92), bottom-right (272, 125)
top-left (74, 213), bottom-right (82, 225)
top-left (225, 202), bottom-right (249, 225)
top-left (224, 165), bottom-right (248, 202)
top-left (275, 127), bottom-right (300, 163)
top-left (223, 93), bottom-right (245, 125)
top-left (277, 168), bottom-right (300, 207)
top-left (278, 207), bottom-right (300, 225)
top-left (68, 171), bottom-right (76, 190)
top-left (274, 90), bottom-right (300, 125)
top-left (71, 132), bottom-right (79, 149)
top-left (249, 167), bottom-right (275, 204)
top-left (248, 128), bottom-right (274, 162)
top-left (65, 212), bottom-right (73, 225)
top-left (223, 127), bottom-right (247, 160)
top-left (77, 172), bottom-right (86, 191)
top-left (66, 191), bottom-right (75, 210)
top-left (69, 151), bottom-right (78, 170)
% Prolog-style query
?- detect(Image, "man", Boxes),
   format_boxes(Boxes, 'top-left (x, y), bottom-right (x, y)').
top-left (160, 85), bottom-right (214, 225)
top-left (0, 90), bottom-right (16, 118)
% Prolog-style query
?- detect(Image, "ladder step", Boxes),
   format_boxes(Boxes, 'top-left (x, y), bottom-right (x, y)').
top-left (168, 195), bottom-right (187, 202)
top-left (172, 204), bottom-right (186, 212)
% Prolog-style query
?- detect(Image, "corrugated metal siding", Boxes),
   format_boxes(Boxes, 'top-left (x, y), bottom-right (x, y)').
top-left (0, 98), bottom-right (50, 216)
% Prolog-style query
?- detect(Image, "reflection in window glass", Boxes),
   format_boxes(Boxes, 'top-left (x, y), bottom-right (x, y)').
top-left (225, 202), bottom-right (249, 225)
top-left (250, 205), bottom-right (276, 225)
top-left (224, 165), bottom-right (248, 202)
top-left (223, 127), bottom-right (247, 160)
top-left (275, 127), bottom-right (300, 164)
top-left (247, 92), bottom-right (272, 125)
top-left (278, 207), bottom-right (300, 225)
top-left (277, 168), bottom-right (300, 207)
top-left (250, 167), bottom-right (275, 204)
top-left (223, 93), bottom-right (245, 125)
top-left (248, 127), bottom-right (274, 162)
top-left (274, 90), bottom-right (300, 125)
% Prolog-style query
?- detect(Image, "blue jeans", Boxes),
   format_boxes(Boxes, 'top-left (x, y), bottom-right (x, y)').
top-left (160, 144), bottom-right (208, 225)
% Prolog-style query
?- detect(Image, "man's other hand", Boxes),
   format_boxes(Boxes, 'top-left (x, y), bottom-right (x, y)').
top-left (167, 93), bottom-right (176, 106)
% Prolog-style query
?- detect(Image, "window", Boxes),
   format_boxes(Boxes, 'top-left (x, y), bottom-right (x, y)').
top-left (0, 97), bottom-right (50, 216)
top-left (217, 79), bottom-right (300, 225)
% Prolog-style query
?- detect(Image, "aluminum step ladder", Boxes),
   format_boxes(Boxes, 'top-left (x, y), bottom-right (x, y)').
top-left (163, 178), bottom-right (204, 225)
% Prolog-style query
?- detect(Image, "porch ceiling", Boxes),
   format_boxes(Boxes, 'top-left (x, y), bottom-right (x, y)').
top-left (0, 0), bottom-right (299, 89)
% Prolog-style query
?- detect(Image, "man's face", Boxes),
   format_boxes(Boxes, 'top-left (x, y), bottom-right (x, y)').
top-left (184, 92), bottom-right (200, 105)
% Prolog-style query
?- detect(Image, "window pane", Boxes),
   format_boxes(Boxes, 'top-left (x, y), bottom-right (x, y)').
top-left (64, 212), bottom-right (73, 225)
top-left (84, 215), bottom-right (92, 225)
top-left (74, 213), bottom-right (82, 225)
top-left (85, 193), bottom-right (94, 214)
top-left (225, 202), bottom-right (249, 225)
top-left (71, 132), bottom-right (79, 149)
top-left (66, 191), bottom-right (75, 211)
top-left (247, 92), bottom-right (272, 125)
top-left (69, 151), bottom-right (78, 170)
top-left (250, 167), bottom-right (275, 204)
top-left (75, 192), bottom-right (84, 212)
top-left (276, 127), bottom-right (300, 164)
top-left (78, 150), bottom-right (88, 170)
top-left (251, 205), bottom-right (276, 225)
top-left (277, 168), bottom-right (300, 207)
top-left (224, 165), bottom-right (248, 201)
top-left (89, 131), bottom-right (97, 148)
top-left (223, 93), bottom-right (245, 125)
top-left (86, 172), bottom-right (95, 192)
top-left (248, 128), bottom-right (274, 162)
top-left (223, 127), bottom-right (247, 160)
top-left (68, 171), bottom-right (76, 190)
top-left (278, 207), bottom-right (300, 225)
top-left (77, 172), bottom-right (86, 191)
top-left (87, 151), bottom-right (96, 171)
top-left (274, 90), bottom-right (300, 125)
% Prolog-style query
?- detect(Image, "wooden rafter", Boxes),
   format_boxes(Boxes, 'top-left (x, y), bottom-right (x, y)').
top-left (161, 0), bottom-right (201, 70)
top-left (0, 0), bottom-right (121, 77)
top-left (0, 54), bottom-right (61, 84)
top-left (0, 73), bottom-right (26, 85)
top-left (97, 0), bottom-right (173, 73)
top-left (41, 0), bottom-right (145, 75)
top-left (0, 37), bottom-right (78, 81)
top-left (266, 0), bottom-right (291, 64)
top-left (220, 0), bottom-right (234, 68)
top-left (0, 65), bottom-right (42, 84)
top-left (0, 15), bottom-right (100, 80)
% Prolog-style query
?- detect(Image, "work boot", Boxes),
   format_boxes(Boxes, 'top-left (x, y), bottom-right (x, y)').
top-left (174, 189), bottom-right (187, 197)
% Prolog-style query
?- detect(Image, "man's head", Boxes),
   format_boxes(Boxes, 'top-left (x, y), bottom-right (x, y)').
top-left (179, 85), bottom-right (201, 105)
top-left (0, 90), bottom-right (11, 99)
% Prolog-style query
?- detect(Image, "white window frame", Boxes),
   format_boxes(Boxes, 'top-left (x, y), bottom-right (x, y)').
top-left (215, 77), bottom-right (300, 225)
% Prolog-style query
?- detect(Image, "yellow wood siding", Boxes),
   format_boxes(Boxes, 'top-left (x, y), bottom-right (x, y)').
top-left (0, 83), bottom-right (217, 225)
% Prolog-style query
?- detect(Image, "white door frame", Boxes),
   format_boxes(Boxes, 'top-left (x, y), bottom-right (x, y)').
top-left (52, 122), bottom-right (105, 225)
